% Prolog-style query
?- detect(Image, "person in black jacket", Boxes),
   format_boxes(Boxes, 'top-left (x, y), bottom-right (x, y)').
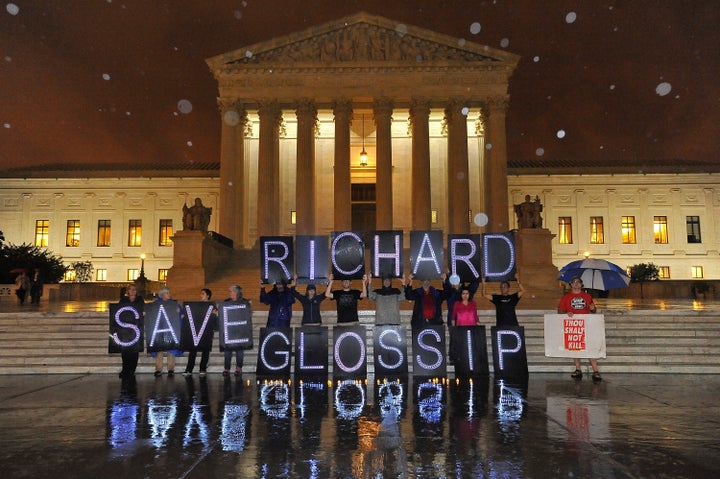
top-left (290, 275), bottom-right (327, 325)
top-left (404, 273), bottom-right (446, 329)
top-left (118, 285), bottom-right (144, 379)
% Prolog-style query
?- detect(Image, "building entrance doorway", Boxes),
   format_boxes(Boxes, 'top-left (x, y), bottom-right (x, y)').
top-left (351, 184), bottom-right (375, 239)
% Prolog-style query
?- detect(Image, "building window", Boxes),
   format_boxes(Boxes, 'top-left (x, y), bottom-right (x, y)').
top-left (128, 220), bottom-right (142, 247)
top-left (97, 220), bottom-right (111, 247)
top-left (431, 209), bottom-right (438, 224)
top-left (589, 216), bottom-right (604, 244)
top-left (158, 269), bottom-right (168, 282)
top-left (658, 266), bottom-right (670, 279)
top-left (127, 269), bottom-right (139, 281)
top-left (290, 211), bottom-right (297, 225)
top-left (558, 217), bottom-right (572, 244)
top-left (159, 219), bottom-right (173, 246)
top-left (66, 220), bottom-right (80, 247)
top-left (35, 220), bottom-right (49, 247)
top-left (64, 270), bottom-right (76, 282)
top-left (621, 216), bottom-right (636, 244)
top-left (686, 216), bottom-right (702, 243)
top-left (691, 266), bottom-right (704, 279)
top-left (96, 269), bottom-right (107, 281)
top-left (653, 216), bottom-right (668, 244)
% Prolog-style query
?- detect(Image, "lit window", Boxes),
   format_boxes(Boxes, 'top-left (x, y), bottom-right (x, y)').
top-left (97, 220), bottom-right (111, 247)
top-left (653, 216), bottom-right (668, 244)
top-left (128, 220), bottom-right (142, 247)
top-left (66, 220), bottom-right (80, 247)
top-left (658, 266), bottom-right (670, 279)
top-left (558, 217), bottom-right (573, 244)
top-left (621, 216), bottom-right (636, 244)
top-left (431, 209), bottom-right (438, 224)
top-left (64, 270), bottom-right (76, 282)
top-left (96, 269), bottom-right (107, 281)
top-left (35, 220), bottom-right (49, 247)
top-left (686, 216), bottom-right (702, 243)
top-left (290, 211), bottom-right (297, 225)
top-left (158, 269), bottom-right (168, 282)
top-left (589, 216), bottom-right (604, 244)
top-left (127, 269), bottom-right (139, 281)
top-left (691, 266), bottom-right (704, 279)
top-left (159, 219), bottom-right (173, 246)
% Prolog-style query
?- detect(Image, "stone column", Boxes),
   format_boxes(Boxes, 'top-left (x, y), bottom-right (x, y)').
top-left (483, 96), bottom-right (510, 232)
top-left (374, 98), bottom-right (394, 230)
top-left (218, 100), bottom-right (247, 248)
top-left (296, 99), bottom-right (317, 235)
top-left (333, 99), bottom-right (353, 232)
top-left (445, 99), bottom-right (470, 234)
top-left (257, 101), bottom-right (282, 237)
top-left (409, 98), bottom-right (431, 230)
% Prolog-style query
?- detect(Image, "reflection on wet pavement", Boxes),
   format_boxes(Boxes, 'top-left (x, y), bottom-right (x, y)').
top-left (0, 373), bottom-right (717, 478)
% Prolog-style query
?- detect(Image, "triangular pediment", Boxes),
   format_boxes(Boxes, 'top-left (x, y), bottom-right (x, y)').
top-left (207, 12), bottom-right (519, 69)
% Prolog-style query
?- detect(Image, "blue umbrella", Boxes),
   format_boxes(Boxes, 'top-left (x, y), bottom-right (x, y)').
top-left (558, 258), bottom-right (631, 291)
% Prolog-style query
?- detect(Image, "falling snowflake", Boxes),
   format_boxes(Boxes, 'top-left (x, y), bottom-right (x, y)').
top-left (565, 12), bottom-right (577, 24)
top-left (6, 3), bottom-right (19, 15)
top-left (469, 22), bottom-right (481, 35)
top-left (500, 38), bottom-right (510, 48)
top-left (395, 23), bottom-right (408, 36)
top-left (177, 99), bottom-right (193, 114)
top-left (102, 73), bottom-right (111, 81)
top-left (655, 82), bottom-right (672, 96)
top-left (557, 130), bottom-right (566, 139)
top-left (535, 147), bottom-right (545, 156)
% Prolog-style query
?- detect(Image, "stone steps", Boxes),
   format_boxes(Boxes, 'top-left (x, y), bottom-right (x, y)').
top-left (0, 310), bottom-right (718, 375)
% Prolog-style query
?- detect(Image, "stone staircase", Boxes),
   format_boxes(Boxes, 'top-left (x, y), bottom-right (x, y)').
top-left (0, 307), bottom-right (718, 375)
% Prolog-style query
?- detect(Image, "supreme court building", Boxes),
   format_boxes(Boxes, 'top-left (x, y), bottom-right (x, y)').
top-left (206, 12), bottom-right (519, 248)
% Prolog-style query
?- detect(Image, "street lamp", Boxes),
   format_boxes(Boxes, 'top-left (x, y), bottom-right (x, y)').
top-left (139, 253), bottom-right (147, 280)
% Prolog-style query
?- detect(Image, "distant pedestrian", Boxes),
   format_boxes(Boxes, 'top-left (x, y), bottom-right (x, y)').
top-left (30, 268), bottom-right (43, 305)
top-left (14, 270), bottom-right (30, 305)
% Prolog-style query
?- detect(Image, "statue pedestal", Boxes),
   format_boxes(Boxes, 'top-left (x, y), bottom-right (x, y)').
top-left (514, 228), bottom-right (561, 309)
top-left (167, 230), bottom-right (233, 299)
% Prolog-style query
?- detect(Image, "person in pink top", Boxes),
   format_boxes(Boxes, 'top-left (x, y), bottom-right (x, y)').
top-left (451, 286), bottom-right (480, 327)
top-left (557, 276), bottom-right (601, 382)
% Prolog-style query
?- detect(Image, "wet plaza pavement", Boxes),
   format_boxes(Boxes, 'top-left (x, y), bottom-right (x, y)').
top-left (0, 372), bottom-right (718, 478)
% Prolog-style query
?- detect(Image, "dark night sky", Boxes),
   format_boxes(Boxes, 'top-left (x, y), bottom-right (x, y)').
top-left (1, 0), bottom-right (718, 169)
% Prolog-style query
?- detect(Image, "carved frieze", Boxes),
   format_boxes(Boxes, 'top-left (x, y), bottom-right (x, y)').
top-left (228, 23), bottom-right (498, 66)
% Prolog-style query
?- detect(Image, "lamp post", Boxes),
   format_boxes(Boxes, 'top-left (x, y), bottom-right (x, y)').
top-left (135, 253), bottom-right (148, 297)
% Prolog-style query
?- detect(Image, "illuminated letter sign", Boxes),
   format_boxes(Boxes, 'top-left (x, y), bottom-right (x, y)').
top-left (260, 236), bottom-right (294, 284)
top-left (333, 326), bottom-right (367, 379)
top-left (451, 326), bottom-right (489, 377)
top-left (373, 325), bottom-right (408, 378)
top-left (448, 234), bottom-right (482, 283)
top-left (145, 300), bottom-right (182, 352)
top-left (409, 230), bottom-right (444, 279)
top-left (257, 327), bottom-right (292, 377)
top-left (218, 300), bottom-right (253, 351)
top-left (331, 231), bottom-right (365, 279)
top-left (412, 326), bottom-right (447, 377)
top-left (491, 326), bottom-right (528, 379)
top-left (294, 327), bottom-right (329, 378)
top-left (371, 230), bottom-right (403, 278)
top-left (295, 235), bottom-right (329, 284)
top-left (109, 303), bottom-right (144, 353)
top-left (180, 302), bottom-right (216, 351)
top-left (483, 232), bottom-right (516, 282)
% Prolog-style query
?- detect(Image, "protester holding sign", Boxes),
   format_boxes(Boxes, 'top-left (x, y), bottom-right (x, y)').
top-left (260, 278), bottom-right (296, 328)
top-left (224, 284), bottom-right (250, 377)
top-left (557, 277), bottom-right (601, 382)
top-left (481, 273), bottom-right (525, 327)
top-left (405, 274), bottom-right (446, 329)
top-left (326, 273), bottom-right (367, 325)
top-left (290, 275), bottom-right (327, 326)
top-left (118, 285), bottom-right (143, 379)
top-left (450, 286), bottom-right (480, 327)
top-left (151, 287), bottom-right (184, 377)
top-left (366, 274), bottom-right (405, 325)
top-left (183, 288), bottom-right (216, 377)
